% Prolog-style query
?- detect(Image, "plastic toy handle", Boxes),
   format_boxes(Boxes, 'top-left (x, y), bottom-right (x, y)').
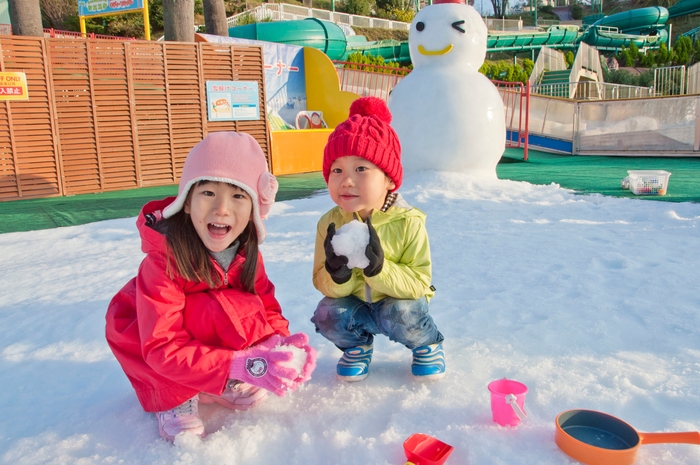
top-left (404, 462), bottom-right (416, 465)
top-left (505, 394), bottom-right (527, 421)
top-left (639, 431), bottom-right (700, 445)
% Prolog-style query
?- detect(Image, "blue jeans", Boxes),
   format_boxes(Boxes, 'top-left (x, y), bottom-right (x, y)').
top-left (311, 295), bottom-right (444, 350)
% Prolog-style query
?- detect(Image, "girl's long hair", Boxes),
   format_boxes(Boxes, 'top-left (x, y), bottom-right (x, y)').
top-left (152, 196), bottom-right (259, 293)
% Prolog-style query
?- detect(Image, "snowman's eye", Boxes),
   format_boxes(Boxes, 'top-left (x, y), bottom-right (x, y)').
top-left (452, 20), bottom-right (465, 33)
top-left (416, 22), bottom-right (425, 31)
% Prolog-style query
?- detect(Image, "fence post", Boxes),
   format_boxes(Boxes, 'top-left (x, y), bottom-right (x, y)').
top-left (523, 81), bottom-right (530, 161)
top-left (695, 96), bottom-right (700, 151)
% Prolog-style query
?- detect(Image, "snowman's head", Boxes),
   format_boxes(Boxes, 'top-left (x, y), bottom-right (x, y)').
top-left (409, 0), bottom-right (487, 71)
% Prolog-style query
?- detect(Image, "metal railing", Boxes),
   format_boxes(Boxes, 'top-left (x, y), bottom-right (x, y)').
top-left (654, 65), bottom-right (686, 96)
top-left (0, 24), bottom-right (135, 40)
top-left (567, 41), bottom-right (603, 98)
top-left (227, 5), bottom-right (529, 32)
top-left (334, 61), bottom-right (410, 102)
top-left (532, 81), bottom-right (654, 100)
top-left (529, 46), bottom-right (568, 86)
top-left (680, 24), bottom-right (700, 41)
top-left (483, 17), bottom-right (524, 31)
top-left (43, 28), bottom-right (135, 40)
top-left (227, 4), bottom-right (410, 30)
top-left (493, 80), bottom-right (530, 160)
top-left (536, 19), bottom-right (561, 27)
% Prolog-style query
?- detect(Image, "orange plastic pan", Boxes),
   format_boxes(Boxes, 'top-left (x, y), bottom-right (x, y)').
top-left (555, 409), bottom-right (700, 465)
top-left (403, 433), bottom-right (454, 465)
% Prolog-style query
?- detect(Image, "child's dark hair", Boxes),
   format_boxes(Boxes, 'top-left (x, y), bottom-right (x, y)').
top-left (152, 188), bottom-right (259, 292)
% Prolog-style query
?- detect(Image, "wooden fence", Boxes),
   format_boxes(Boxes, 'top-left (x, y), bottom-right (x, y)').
top-left (0, 35), bottom-right (269, 201)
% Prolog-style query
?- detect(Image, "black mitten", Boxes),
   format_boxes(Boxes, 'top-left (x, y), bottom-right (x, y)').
top-left (363, 217), bottom-right (384, 277)
top-left (324, 223), bottom-right (352, 284)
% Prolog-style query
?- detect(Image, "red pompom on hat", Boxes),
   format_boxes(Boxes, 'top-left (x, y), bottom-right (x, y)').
top-left (323, 96), bottom-right (402, 191)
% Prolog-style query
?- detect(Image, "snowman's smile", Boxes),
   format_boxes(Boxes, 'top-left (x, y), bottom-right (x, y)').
top-left (417, 44), bottom-right (454, 56)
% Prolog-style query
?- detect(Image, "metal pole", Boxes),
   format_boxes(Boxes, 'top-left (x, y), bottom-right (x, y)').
top-left (534, 0), bottom-right (537, 27)
top-left (142, 1), bottom-right (151, 40)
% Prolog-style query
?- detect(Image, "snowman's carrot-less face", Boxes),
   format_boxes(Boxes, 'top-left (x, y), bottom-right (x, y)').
top-left (409, 2), bottom-right (487, 72)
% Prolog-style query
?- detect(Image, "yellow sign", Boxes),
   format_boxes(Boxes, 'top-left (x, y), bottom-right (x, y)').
top-left (0, 72), bottom-right (29, 101)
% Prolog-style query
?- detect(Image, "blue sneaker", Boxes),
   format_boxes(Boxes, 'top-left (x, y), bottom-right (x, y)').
top-left (337, 344), bottom-right (373, 382)
top-left (411, 343), bottom-right (446, 380)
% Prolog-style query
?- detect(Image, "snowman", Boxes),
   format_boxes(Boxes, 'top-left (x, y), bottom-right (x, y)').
top-left (388, 0), bottom-right (505, 178)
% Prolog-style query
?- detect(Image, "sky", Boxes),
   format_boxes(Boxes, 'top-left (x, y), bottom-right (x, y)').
top-left (1, 171), bottom-right (699, 465)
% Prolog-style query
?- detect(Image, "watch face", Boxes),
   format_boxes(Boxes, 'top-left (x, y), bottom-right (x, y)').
top-left (245, 357), bottom-right (268, 378)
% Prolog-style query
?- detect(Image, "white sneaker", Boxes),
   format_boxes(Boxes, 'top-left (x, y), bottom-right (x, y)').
top-left (156, 395), bottom-right (205, 442)
top-left (199, 380), bottom-right (267, 410)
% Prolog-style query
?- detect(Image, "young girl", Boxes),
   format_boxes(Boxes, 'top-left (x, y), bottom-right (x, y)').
top-left (105, 132), bottom-right (316, 442)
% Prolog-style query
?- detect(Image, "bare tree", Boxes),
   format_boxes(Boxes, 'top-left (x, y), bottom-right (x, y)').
top-left (8, 0), bottom-right (44, 36)
top-left (489, 0), bottom-right (508, 18)
top-left (203, 0), bottom-right (227, 36)
top-left (163, 0), bottom-right (195, 41)
top-left (39, 0), bottom-right (75, 30)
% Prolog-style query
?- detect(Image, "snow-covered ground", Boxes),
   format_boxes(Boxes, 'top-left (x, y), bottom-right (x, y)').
top-left (1, 172), bottom-right (699, 465)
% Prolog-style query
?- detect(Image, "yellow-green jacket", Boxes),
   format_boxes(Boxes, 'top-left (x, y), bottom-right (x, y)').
top-left (312, 194), bottom-right (434, 303)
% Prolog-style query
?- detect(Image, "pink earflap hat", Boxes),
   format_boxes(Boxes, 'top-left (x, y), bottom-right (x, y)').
top-left (162, 131), bottom-right (278, 243)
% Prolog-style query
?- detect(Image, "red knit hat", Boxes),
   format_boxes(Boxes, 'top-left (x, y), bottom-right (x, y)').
top-left (323, 97), bottom-right (402, 191)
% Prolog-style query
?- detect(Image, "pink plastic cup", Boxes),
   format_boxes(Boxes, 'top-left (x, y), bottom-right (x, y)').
top-left (488, 378), bottom-right (528, 427)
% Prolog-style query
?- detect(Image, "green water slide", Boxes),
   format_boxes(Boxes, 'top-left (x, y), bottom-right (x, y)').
top-left (590, 6), bottom-right (669, 32)
top-left (228, 18), bottom-right (583, 64)
top-left (227, 11), bottom-right (672, 65)
top-left (582, 27), bottom-right (668, 50)
top-left (581, 6), bottom-right (670, 49)
top-left (668, 0), bottom-right (700, 18)
top-left (486, 25), bottom-right (581, 52)
top-left (228, 18), bottom-right (348, 60)
top-left (344, 38), bottom-right (411, 65)
top-left (228, 18), bottom-right (412, 64)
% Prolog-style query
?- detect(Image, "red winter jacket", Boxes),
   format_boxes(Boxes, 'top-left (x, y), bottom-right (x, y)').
top-left (105, 198), bottom-right (289, 412)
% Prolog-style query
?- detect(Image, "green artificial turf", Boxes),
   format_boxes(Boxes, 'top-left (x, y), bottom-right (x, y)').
top-left (498, 148), bottom-right (700, 203)
top-left (1, 149), bottom-right (698, 234)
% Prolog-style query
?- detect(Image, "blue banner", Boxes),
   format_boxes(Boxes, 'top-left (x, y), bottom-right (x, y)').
top-left (78, 0), bottom-right (144, 17)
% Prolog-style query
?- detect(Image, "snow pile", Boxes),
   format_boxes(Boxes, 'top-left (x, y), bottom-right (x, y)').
top-left (0, 171), bottom-right (699, 464)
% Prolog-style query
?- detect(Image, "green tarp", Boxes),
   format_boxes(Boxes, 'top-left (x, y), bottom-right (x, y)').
top-left (1, 149), bottom-right (697, 234)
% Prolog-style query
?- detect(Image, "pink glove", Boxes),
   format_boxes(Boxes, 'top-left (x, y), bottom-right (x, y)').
top-left (278, 333), bottom-right (317, 383)
top-left (229, 335), bottom-right (299, 396)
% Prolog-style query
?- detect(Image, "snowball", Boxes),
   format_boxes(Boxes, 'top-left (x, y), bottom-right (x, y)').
top-left (331, 220), bottom-right (370, 269)
top-left (270, 344), bottom-right (307, 379)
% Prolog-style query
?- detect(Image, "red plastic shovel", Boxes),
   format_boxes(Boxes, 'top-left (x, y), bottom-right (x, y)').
top-left (403, 433), bottom-right (454, 465)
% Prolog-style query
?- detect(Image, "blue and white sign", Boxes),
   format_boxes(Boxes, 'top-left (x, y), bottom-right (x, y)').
top-left (78, 0), bottom-right (144, 17)
top-left (206, 81), bottom-right (260, 122)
